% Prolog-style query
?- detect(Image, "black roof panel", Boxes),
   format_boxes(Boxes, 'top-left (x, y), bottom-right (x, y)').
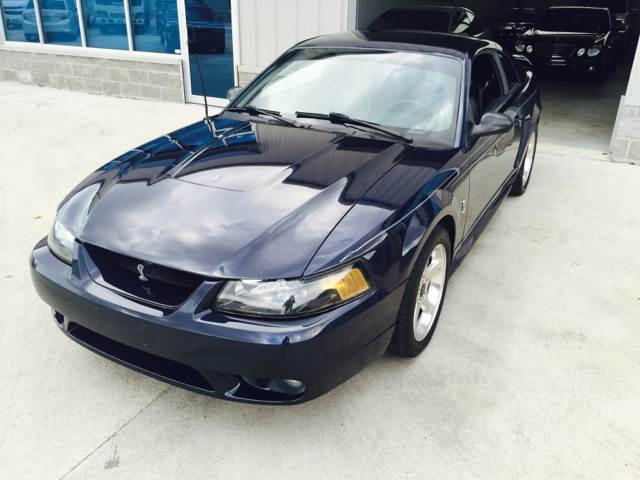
top-left (296, 30), bottom-right (496, 59)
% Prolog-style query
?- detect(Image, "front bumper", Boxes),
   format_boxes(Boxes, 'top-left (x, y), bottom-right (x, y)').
top-left (528, 54), bottom-right (610, 73)
top-left (30, 240), bottom-right (402, 404)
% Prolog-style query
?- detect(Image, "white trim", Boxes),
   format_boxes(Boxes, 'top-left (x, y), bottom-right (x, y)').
top-left (0, 4), bottom-right (6, 43)
top-left (177, 0), bottom-right (191, 100)
top-left (237, 64), bottom-right (263, 74)
top-left (0, 42), bottom-right (182, 64)
top-left (33, 0), bottom-right (45, 43)
top-left (123, 0), bottom-right (134, 51)
top-left (183, 0), bottom-right (240, 104)
top-left (75, 0), bottom-right (87, 47)
top-left (625, 96), bottom-right (640, 107)
top-left (230, 0), bottom-right (240, 86)
top-left (346, 0), bottom-right (358, 30)
top-left (188, 94), bottom-right (227, 108)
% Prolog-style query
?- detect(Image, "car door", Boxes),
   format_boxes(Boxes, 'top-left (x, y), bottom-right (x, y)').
top-left (463, 52), bottom-right (517, 237)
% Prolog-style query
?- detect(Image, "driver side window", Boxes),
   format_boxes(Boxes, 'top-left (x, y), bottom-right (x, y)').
top-left (469, 54), bottom-right (504, 124)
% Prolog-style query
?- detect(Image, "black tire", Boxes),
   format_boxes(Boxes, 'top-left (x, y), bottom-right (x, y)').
top-left (510, 124), bottom-right (538, 197)
top-left (389, 226), bottom-right (452, 357)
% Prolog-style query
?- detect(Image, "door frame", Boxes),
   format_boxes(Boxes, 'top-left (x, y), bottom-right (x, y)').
top-left (178, 0), bottom-right (240, 106)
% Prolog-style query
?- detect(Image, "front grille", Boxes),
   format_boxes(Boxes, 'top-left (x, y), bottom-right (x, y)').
top-left (84, 243), bottom-right (205, 307)
top-left (538, 43), bottom-right (576, 64)
top-left (552, 44), bottom-right (576, 58)
top-left (4, 6), bottom-right (22, 14)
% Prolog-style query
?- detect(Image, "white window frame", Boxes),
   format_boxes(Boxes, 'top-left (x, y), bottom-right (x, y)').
top-left (0, 0), bottom-right (241, 105)
top-left (178, 0), bottom-right (239, 106)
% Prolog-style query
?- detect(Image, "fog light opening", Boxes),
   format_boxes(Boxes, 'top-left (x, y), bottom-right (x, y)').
top-left (269, 378), bottom-right (306, 396)
top-left (53, 310), bottom-right (64, 326)
top-left (241, 376), bottom-right (306, 396)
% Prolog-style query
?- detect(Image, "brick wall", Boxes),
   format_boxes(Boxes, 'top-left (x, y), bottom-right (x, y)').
top-left (0, 50), bottom-right (185, 102)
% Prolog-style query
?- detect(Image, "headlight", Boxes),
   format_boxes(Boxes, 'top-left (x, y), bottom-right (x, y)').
top-left (515, 40), bottom-right (526, 53)
top-left (577, 48), bottom-right (586, 57)
top-left (588, 45), bottom-right (602, 57)
top-left (526, 45), bottom-right (534, 54)
top-left (216, 266), bottom-right (371, 317)
top-left (48, 218), bottom-right (76, 264)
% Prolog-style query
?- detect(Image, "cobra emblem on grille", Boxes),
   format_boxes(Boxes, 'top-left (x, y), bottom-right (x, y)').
top-left (137, 264), bottom-right (149, 282)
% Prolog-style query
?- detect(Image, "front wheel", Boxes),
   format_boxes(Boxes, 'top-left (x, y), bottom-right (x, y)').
top-left (389, 226), bottom-right (451, 357)
top-left (510, 125), bottom-right (538, 196)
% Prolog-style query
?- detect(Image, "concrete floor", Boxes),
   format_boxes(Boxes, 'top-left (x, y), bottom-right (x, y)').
top-left (1, 82), bottom-right (639, 480)
top-left (538, 45), bottom-right (635, 154)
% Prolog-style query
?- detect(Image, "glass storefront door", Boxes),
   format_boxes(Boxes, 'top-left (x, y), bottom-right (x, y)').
top-left (183, 0), bottom-right (234, 101)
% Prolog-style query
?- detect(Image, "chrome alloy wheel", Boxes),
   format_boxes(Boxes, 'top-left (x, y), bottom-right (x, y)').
top-left (522, 129), bottom-right (537, 185)
top-left (413, 244), bottom-right (447, 342)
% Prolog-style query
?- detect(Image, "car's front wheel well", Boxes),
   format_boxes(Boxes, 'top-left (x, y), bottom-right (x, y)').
top-left (436, 215), bottom-right (456, 250)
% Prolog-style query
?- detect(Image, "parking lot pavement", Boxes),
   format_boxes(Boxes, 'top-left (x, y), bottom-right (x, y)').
top-left (1, 83), bottom-right (639, 480)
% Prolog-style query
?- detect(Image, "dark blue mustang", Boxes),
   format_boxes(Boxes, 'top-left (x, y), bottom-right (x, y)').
top-left (31, 30), bottom-right (541, 404)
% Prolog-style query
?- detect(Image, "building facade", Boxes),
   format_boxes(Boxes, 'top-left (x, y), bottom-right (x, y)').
top-left (0, 0), bottom-right (639, 162)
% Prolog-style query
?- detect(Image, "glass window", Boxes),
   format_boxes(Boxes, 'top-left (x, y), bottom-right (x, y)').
top-left (133, 0), bottom-right (179, 54)
top-left (186, 0), bottom-right (233, 98)
top-left (81, 0), bottom-right (128, 49)
top-left (1, 0), bottom-right (40, 42)
top-left (39, 0), bottom-right (81, 46)
top-left (498, 53), bottom-right (519, 91)
top-left (471, 54), bottom-right (504, 115)
top-left (237, 49), bottom-right (463, 147)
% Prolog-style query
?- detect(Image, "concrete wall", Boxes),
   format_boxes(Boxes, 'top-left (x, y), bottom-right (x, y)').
top-left (611, 40), bottom-right (640, 164)
top-left (236, 0), bottom-right (348, 84)
top-left (0, 48), bottom-right (184, 102)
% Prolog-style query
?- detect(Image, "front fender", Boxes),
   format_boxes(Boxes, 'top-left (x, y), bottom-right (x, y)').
top-left (304, 166), bottom-right (464, 294)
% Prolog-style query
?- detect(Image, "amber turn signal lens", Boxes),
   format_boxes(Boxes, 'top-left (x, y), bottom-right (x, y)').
top-left (327, 267), bottom-right (370, 301)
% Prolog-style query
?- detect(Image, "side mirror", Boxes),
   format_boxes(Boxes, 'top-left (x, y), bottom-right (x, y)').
top-left (471, 112), bottom-right (513, 139)
top-left (226, 86), bottom-right (243, 102)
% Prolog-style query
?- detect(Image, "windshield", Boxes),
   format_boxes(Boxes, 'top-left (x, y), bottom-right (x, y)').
top-left (236, 48), bottom-right (462, 146)
top-left (541, 8), bottom-right (611, 33)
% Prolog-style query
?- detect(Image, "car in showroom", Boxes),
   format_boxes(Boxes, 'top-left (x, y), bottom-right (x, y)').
top-left (514, 6), bottom-right (618, 76)
top-left (368, 5), bottom-right (489, 39)
top-left (2, 0), bottom-right (27, 31)
top-left (486, 7), bottom-right (539, 53)
top-left (85, 0), bottom-right (145, 34)
top-left (22, 0), bottom-right (80, 42)
top-left (31, 30), bottom-right (541, 404)
top-left (578, 0), bottom-right (631, 38)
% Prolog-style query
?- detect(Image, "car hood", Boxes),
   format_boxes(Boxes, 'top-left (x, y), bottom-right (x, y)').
top-left (64, 114), bottom-right (429, 279)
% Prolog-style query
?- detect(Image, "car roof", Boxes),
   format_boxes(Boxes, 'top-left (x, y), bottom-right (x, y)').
top-left (296, 30), bottom-right (497, 59)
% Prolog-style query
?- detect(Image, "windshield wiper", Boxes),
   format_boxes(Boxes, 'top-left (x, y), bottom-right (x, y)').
top-left (226, 105), bottom-right (298, 127)
top-left (295, 111), bottom-right (413, 144)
